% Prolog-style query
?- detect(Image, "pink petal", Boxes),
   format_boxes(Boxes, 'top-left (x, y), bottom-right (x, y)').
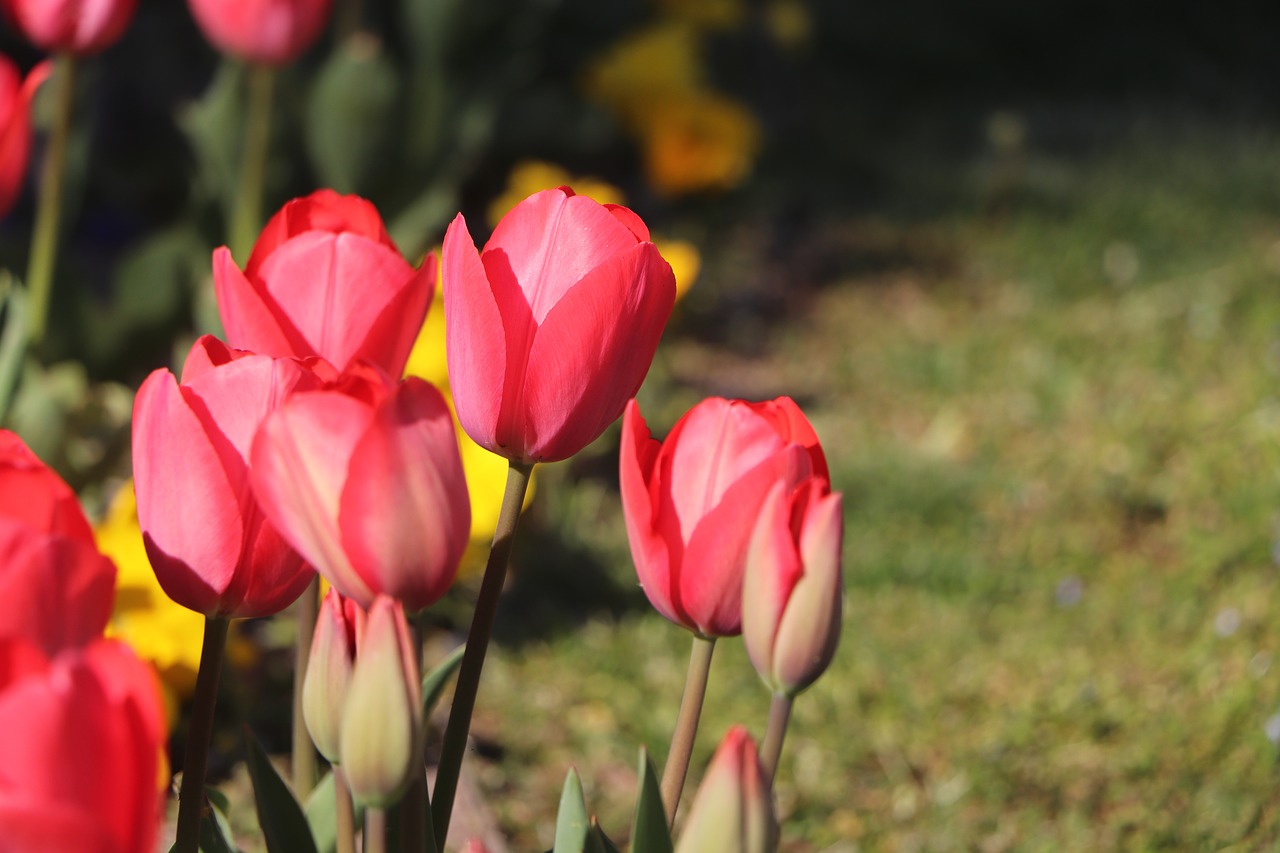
top-left (338, 379), bottom-right (469, 612)
top-left (443, 213), bottom-right (506, 453)
top-left (620, 401), bottom-right (683, 629)
top-left (741, 481), bottom-right (798, 676)
top-left (356, 254), bottom-right (435, 378)
top-left (214, 247), bottom-right (309, 358)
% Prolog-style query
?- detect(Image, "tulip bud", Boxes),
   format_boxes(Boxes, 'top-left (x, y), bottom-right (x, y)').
top-left (675, 726), bottom-right (776, 853)
top-left (339, 596), bottom-right (421, 808)
top-left (302, 589), bottom-right (363, 763)
top-left (743, 478), bottom-right (843, 697)
top-left (3, 0), bottom-right (138, 56)
top-left (460, 841), bottom-right (491, 853)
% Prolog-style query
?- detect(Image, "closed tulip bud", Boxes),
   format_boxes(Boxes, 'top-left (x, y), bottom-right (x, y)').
top-left (132, 335), bottom-right (322, 618)
top-left (2, 0), bottom-right (137, 55)
top-left (675, 726), bottom-right (776, 853)
top-left (742, 479), bottom-right (843, 697)
top-left (0, 57), bottom-right (46, 221)
top-left (0, 638), bottom-right (165, 853)
top-left (251, 367), bottom-right (470, 612)
top-left (620, 396), bottom-right (828, 638)
top-left (187, 0), bottom-right (333, 66)
top-left (302, 588), bottom-right (363, 763)
top-left (215, 190), bottom-right (433, 376)
top-left (338, 596), bottom-right (420, 809)
top-left (442, 187), bottom-right (676, 464)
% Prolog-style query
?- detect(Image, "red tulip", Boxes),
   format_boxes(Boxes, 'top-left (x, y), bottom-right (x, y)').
top-left (0, 430), bottom-right (115, 653)
top-left (1, 0), bottom-right (137, 55)
top-left (0, 637), bottom-right (165, 853)
top-left (0, 57), bottom-right (47, 220)
top-left (250, 366), bottom-right (470, 612)
top-left (215, 190), bottom-right (434, 377)
top-left (442, 187), bottom-right (676, 464)
top-left (187, 0), bottom-right (333, 66)
top-left (132, 335), bottom-right (323, 618)
top-left (674, 726), bottom-right (776, 853)
top-left (742, 477), bottom-right (843, 697)
top-left (620, 397), bottom-right (828, 638)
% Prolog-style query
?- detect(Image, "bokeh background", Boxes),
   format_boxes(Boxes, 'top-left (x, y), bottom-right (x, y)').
top-left (6, 0), bottom-right (1280, 849)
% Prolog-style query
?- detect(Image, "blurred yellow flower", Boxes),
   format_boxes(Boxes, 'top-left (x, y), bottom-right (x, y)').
top-left (404, 284), bottom-right (535, 578)
top-left (654, 0), bottom-right (745, 31)
top-left (584, 22), bottom-right (703, 124)
top-left (97, 482), bottom-right (205, 723)
top-left (639, 90), bottom-right (760, 197)
top-left (656, 237), bottom-right (701, 302)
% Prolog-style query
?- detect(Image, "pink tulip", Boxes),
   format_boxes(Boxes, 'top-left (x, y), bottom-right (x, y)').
top-left (0, 430), bottom-right (115, 653)
top-left (132, 335), bottom-right (323, 618)
top-left (620, 397), bottom-right (828, 638)
top-left (674, 726), bottom-right (776, 853)
top-left (251, 366), bottom-right (470, 612)
top-left (442, 187), bottom-right (676, 464)
top-left (0, 637), bottom-right (165, 853)
top-left (0, 57), bottom-right (46, 220)
top-left (742, 477), bottom-right (843, 697)
top-left (215, 190), bottom-right (435, 376)
top-left (187, 0), bottom-right (332, 66)
top-left (1, 0), bottom-right (137, 55)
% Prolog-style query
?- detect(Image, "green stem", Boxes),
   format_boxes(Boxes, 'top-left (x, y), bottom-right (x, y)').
top-left (660, 635), bottom-right (717, 827)
top-left (292, 576), bottom-right (320, 797)
top-left (174, 616), bottom-right (231, 853)
top-left (365, 807), bottom-right (388, 853)
top-left (760, 691), bottom-right (793, 784)
top-left (399, 618), bottom-right (426, 853)
top-left (25, 52), bottom-right (75, 349)
top-left (334, 767), bottom-right (357, 853)
top-left (431, 461), bottom-right (533, 850)
top-left (229, 63), bottom-right (274, 263)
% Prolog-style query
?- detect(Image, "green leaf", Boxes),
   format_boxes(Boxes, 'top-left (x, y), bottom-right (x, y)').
top-left (629, 750), bottom-right (672, 853)
top-left (592, 818), bottom-right (622, 853)
top-left (176, 59), bottom-right (246, 216)
top-left (422, 642), bottom-right (466, 718)
top-left (304, 770), bottom-right (365, 853)
top-left (165, 789), bottom-right (240, 853)
top-left (244, 726), bottom-right (320, 853)
top-left (0, 273), bottom-right (29, 424)
top-left (553, 767), bottom-right (591, 853)
top-left (305, 35), bottom-right (399, 195)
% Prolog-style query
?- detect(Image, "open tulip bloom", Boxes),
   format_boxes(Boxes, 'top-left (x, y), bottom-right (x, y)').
top-left (442, 187), bottom-right (676, 464)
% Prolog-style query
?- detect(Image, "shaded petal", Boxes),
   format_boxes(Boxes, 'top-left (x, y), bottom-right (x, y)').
top-left (357, 254), bottom-right (436, 377)
top-left (620, 400), bottom-right (684, 629)
top-left (213, 248), bottom-right (308, 358)
top-left (772, 488), bottom-right (843, 693)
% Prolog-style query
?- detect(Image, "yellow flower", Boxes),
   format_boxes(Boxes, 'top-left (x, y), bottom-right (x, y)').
top-left (404, 284), bottom-right (536, 577)
top-left (98, 483), bottom-right (205, 724)
top-left (639, 89), bottom-right (760, 196)
top-left (584, 21), bottom-right (704, 125)
top-left (487, 161), bottom-right (626, 228)
top-left (654, 237), bottom-right (701, 301)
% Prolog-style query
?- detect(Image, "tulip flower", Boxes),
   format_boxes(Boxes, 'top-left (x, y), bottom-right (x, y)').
top-left (743, 478), bottom-right (843, 697)
top-left (0, 637), bottom-right (165, 853)
top-left (302, 588), bottom-right (363, 763)
top-left (215, 190), bottom-right (435, 376)
top-left (674, 726), bottom-right (776, 853)
top-left (1, 0), bottom-right (137, 55)
top-left (0, 430), bottom-right (115, 653)
top-left (250, 366), bottom-right (470, 612)
top-left (187, 0), bottom-right (333, 66)
top-left (620, 396), bottom-right (828, 638)
top-left (0, 57), bottom-right (46, 220)
top-left (442, 187), bottom-right (676, 464)
top-left (132, 335), bottom-right (323, 618)
top-left (338, 596), bottom-right (421, 808)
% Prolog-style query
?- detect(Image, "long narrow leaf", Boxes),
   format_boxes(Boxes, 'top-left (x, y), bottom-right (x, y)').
top-left (553, 767), bottom-right (591, 853)
top-left (629, 750), bottom-right (672, 853)
top-left (422, 642), bottom-right (465, 717)
top-left (244, 726), bottom-right (320, 853)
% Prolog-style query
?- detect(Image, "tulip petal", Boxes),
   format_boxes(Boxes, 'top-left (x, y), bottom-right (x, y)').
top-left (771, 489), bottom-right (843, 694)
top-left (132, 369), bottom-right (245, 614)
top-left (520, 242), bottom-right (675, 462)
top-left (214, 247), bottom-right (310, 359)
top-left (338, 379), bottom-right (469, 612)
top-left (359, 255), bottom-right (436, 378)
top-left (741, 481), bottom-right (797, 674)
top-left (247, 189), bottom-right (391, 277)
top-left (620, 400), bottom-right (684, 627)
top-left (251, 391), bottom-right (378, 607)
top-left (757, 397), bottom-right (830, 482)
top-left (0, 430), bottom-right (95, 543)
top-left (443, 213), bottom-right (506, 452)
top-left (485, 189), bottom-right (641, 323)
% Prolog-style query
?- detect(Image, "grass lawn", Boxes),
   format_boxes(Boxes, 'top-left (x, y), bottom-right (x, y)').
top-left (467, 124), bottom-right (1280, 851)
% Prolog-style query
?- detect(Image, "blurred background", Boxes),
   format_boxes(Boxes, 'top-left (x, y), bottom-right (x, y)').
top-left (6, 0), bottom-right (1280, 849)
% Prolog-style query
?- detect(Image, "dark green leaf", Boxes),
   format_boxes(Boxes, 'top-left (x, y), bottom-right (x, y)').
top-left (422, 642), bottom-right (466, 718)
top-left (629, 750), bottom-right (672, 853)
top-left (305, 36), bottom-right (399, 195)
top-left (244, 726), bottom-right (319, 853)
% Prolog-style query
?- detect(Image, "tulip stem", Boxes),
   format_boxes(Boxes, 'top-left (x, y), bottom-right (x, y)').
top-left (174, 616), bottom-right (231, 853)
top-left (431, 460), bottom-right (533, 850)
top-left (230, 63), bottom-right (274, 263)
top-left (399, 618), bottom-right (428, 853)
top-left (365, 807), bottom-right (388, 853)
top-left (25, 52), bottom-right (75, 349)
top-left (660, 634), bottom-right (717, 827)
top-left (334, 767), bottom-right (357, 853)
top-left (292, 576), bottom-right (320, 797)
top-left (760, 691), bottom-right (794, 784)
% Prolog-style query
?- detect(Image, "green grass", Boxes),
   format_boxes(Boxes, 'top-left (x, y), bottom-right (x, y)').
top-left (460, 125), bottom-right (1280, 851)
